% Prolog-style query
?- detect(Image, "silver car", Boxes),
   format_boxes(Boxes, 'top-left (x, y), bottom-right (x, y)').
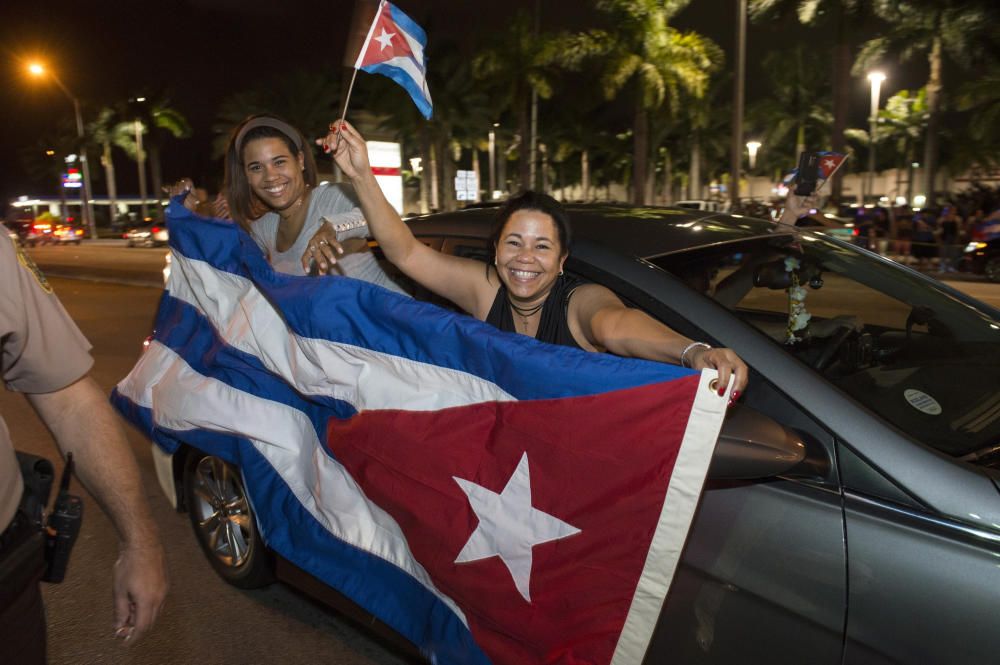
top-left (157, 204), bottom-right (1000, 664)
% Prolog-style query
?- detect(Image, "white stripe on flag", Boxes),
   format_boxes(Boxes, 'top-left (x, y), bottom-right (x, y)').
top-left (611, 371), bottom-right (728, 664)
top-left (116, 340), bottom-right (469, 625)
top-left (399, 26), bottom-right (425, 70)
top-left (375, 55), bottom-right (433, 105)
top-left (168, 252), bottom-right (510, 412)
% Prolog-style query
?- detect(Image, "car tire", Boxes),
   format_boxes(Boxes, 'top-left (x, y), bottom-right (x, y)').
top-left (126, 239), bottom-right (134, 248)
top-left (985, 257), bottom-right (1000, 283)
top-left (183, 451), bottom-right (275, 589)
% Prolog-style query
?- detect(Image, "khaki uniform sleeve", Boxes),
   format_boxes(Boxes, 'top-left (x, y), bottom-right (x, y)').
top-left (0, 230), bottom-right (93, 394)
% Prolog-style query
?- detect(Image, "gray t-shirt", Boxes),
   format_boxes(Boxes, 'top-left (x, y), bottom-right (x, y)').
top-left (1, 228), bottom-right (93, 530)
top-left (248, 183), bottom-right (407, 295)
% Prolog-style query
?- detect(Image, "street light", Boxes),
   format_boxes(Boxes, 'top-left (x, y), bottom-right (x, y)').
top-left (867, 71), bottom-right (886, 204)
top-left (26, 61), bottom-right (97, 239)
top-left (746, 140), bottom-right (762, 171)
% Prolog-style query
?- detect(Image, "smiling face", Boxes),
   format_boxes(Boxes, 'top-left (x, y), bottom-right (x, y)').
top-left (494, 209), bottom-right (567, 304)
top-left (242, 137), bottom-right (307, 213)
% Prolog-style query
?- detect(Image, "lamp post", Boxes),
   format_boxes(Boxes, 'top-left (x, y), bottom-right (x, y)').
top-left (867, 71), bottom-right (886, 204)
top-left (27, 62), bottom-right (97, 239)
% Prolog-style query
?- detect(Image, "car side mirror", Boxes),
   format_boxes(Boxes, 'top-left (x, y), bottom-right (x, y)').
top-left (708, 404), bottom-right (807, 479)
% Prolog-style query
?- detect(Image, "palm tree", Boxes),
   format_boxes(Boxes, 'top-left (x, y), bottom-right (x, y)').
top-left (856, 0), bottom-right (999, 204)
top-left (954, 64), bottom-right (1000, 172)
top-left (112, 95), bottom-right (192, 219)
top-left (877, 88), bottom-right (928, 204)
top-left (90, 106), bottom-right (134, 225)
top-left (746, 47), bottom-right (832, 169)
top-left (749, 0), bottom-right (872, 205)
top-left (591, 0), bottom-right (721, 205)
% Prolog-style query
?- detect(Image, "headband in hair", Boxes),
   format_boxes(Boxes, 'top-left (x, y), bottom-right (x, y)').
top-left (234, 117), bottom-right (304, 154)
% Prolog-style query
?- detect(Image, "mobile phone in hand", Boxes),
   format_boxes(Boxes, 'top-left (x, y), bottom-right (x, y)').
top-left (794, 152), bottom-right (820, 196)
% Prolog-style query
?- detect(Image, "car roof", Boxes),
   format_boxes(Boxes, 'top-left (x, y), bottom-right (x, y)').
top-left (406, 203), bottom-right (787, 259)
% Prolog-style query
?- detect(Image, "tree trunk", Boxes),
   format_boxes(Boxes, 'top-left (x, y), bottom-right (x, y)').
top-left (518, 92), bottom-right (531, 191)
top-left (906, 140), bottom-right (915, 205)
top-left (689, 132), bottom-right (702, 199)
top-left (632, 102), bottom-right (650, 205)
top-left (429, 140), bottom-right (440, 212)
top-left (135, 121), bottom-right (149, 220)
top-left (661, 150), bottom-right (673, 204)
top-left (922, 35), bottom-right (942, 205)
top-left (829, 30), bottom-right (852, 206)
top-left (101, 141), bottom-right (119, 225)
top-left (581, 149), bottom-right (590, 201)
top-left (472, 148), bottom-right (482, 203)
top-left (149, 144), bottom-right (164, 220)
top-left (419, 128), bottom-right (431, 213)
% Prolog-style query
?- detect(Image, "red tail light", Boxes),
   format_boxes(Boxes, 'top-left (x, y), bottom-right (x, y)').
top-left (852, 228), bottom-right (859, 236)
top-left (152, 226), bottom-right (161, 233)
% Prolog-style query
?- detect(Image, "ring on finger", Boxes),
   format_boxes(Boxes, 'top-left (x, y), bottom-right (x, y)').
top-left (318, 239), bottom-right (328, 246)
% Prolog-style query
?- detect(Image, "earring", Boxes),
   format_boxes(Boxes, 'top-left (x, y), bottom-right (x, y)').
top-left (558, 270), bottom-right (564, 276)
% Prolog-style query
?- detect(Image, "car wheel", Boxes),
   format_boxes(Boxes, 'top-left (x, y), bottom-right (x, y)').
top-left (183, 451), bottom-right (274, 589)
top-left (985, 257), bottom-right (1000, 283)
top-left (126, 239), bottom-right (134, 248)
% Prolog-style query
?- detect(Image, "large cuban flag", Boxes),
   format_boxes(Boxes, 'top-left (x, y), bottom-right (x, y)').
top-left (354, 0), bottom-right (432, 119)
top-left (112, 200), bottom-right (730, 664)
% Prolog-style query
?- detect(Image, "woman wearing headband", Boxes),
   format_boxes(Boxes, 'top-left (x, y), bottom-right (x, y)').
top-left (173, 115), bottom-right (405, 291)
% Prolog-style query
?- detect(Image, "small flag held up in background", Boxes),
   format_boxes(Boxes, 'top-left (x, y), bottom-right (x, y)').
top-left (782, 151), bottom-right (848, 193)
top-left (347, 0), bottom-right (432, 119)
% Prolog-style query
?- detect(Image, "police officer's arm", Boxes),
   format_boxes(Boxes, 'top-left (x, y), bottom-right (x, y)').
top-left (26, 375), bottom-right (168, 642)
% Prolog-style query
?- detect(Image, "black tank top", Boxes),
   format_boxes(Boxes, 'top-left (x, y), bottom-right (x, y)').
top-left (485, 274), bottom-right (585, 349)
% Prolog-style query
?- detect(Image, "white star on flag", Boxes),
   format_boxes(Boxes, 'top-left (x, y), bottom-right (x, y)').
top-left (374, 27), bottom-right (395, 51)
top-left (823, 158), bottom-right (836, 171)
top-left (453, 452), bottom-right (581, 602)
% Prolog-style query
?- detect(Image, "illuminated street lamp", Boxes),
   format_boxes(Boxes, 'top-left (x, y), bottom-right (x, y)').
top-left (867, 71), bottom-right (886, 204)
top-left (27, 61), bottom-right (97, 239)
top-left (746, 140), bottom-right (762, 171)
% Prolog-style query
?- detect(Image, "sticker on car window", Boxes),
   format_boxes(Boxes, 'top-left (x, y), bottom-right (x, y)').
top-left (904, 389), bottom-right (942, 415)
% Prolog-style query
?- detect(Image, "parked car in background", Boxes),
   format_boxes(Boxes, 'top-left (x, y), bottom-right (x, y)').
top-left (960, 236), bottom-right (1000, 281)
top-left (153, 204), bottom-right (1000, 664)
top-left (124, 221), bottom-right (169, 247)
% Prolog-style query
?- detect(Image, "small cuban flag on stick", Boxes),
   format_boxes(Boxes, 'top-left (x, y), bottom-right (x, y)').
top-left (337, 0), bottom-right (433, 135)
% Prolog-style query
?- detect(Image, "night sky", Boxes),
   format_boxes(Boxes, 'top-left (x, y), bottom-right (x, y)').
top-left (0, 0), bottom-right (926, 209)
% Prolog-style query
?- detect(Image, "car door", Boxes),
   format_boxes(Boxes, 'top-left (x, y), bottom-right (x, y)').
top-left (580, 262), bottom-right (847, 665)
top-left (837, 444), bottom-right (1000, 665)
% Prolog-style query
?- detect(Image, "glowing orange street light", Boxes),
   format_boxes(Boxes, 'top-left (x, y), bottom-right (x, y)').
top-left (25, 60), bottom-right (97, 239)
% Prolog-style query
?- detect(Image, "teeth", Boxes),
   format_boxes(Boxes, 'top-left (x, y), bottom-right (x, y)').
top-left (511, 269), bottom-right (538, 279)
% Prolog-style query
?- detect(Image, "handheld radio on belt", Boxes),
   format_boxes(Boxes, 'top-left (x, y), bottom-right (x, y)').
top-left (42, 453), bottom-right (82, 584)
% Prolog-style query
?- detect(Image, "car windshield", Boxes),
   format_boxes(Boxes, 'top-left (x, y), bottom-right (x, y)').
top-left (652, 234), bottom-right (1000, 460)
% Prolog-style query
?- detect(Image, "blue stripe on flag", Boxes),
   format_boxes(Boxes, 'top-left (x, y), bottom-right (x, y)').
top-left (164, 202), bottom-right (696, 402)
top-left (388, 2), bottom-right (427, 47)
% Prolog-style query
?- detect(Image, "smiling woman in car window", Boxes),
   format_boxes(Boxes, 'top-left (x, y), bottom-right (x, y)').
top-left (301, 120), bottom-right (748, 401)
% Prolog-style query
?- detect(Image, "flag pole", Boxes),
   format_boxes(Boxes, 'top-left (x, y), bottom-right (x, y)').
top-left (334, 67), bottom-right (360, 154)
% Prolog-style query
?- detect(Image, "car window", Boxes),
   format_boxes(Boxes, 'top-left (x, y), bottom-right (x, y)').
top-left (651, 235), bottom-right (1000, 461)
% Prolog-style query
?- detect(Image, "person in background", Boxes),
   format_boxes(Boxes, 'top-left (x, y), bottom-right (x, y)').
top-left (171, 114), bottom-right (405, 292)
top-left (937, 205), bottom-right (963, 273)
top-left (0, 227), bottom-right (168, 663)
top-left (307, 120), bottom-right (748, 398)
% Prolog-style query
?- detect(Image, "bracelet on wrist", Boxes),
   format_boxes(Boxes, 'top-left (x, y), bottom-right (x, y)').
top-left (680, 342), bottom-right (712, 368)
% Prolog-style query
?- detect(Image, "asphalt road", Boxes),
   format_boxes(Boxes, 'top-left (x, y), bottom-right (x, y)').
top-left (0, 275), bottom-right (416, 665)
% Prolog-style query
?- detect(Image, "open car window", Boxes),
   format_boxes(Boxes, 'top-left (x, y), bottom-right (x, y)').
top-left (651, 235), bottom-right (1000, 461)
